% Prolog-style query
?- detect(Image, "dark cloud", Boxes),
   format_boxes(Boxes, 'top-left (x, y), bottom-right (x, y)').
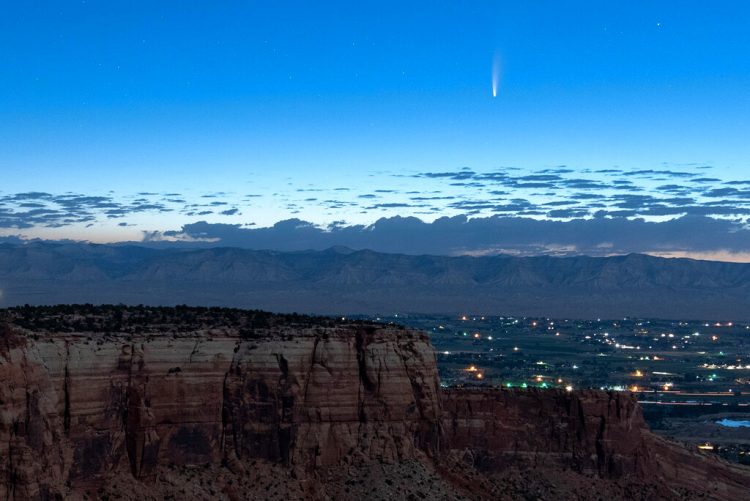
top-left (571, 193), bottom-right (606, 200)
top-left (608, 194), bottom-right (659, 209)
top-left (693, 177), bottom-right (721, 183)
top-left (153, 215), bottom-right (750, 258)
top-left (621, 169), bottom-right (697, 178)
top-left (662, 197), bottom-right (695, 206)
top-left (656, 184), bottom-right (694, 195)
top-left (367, 202), bottom-right (415, 209)
top-left (448, 181), bottom-right (487, 188)
top-left (538, 167), bottom-right (575, 174)
top-left (0, 192), bottom-right (175, 228)
top-left (546, 208), bottom-right (590, 218)
top-left (517, 174), bottom-right (563, 182)
top-left (418, 169), bottom-right (476, 181)
top-left (560, 179), bottom-right (608, 190)
top-left (703, 187), bottom-right (750, 198)
top-left (510, 182), bottom-right (557, 189)
top-left (542, 200), bottom-right (576, 207)
top-left (410, 196), bottom-right (456, 201)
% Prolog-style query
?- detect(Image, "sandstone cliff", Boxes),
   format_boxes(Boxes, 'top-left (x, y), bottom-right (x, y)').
top-left (0, 307), bottom-right (441, 499)
top-left (1, 306), bottom-right (748, 500)
top-left (441, 388), bottom-right (750, 499)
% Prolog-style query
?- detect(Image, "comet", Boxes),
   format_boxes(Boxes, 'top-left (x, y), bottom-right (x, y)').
top-left (492, 52), bottom-right (502, 97)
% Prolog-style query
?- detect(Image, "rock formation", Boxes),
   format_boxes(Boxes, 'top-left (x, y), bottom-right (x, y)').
top-left (0, 306), bottom-right (748, 500)
top-left (441, 388), bottom-right (750, 499)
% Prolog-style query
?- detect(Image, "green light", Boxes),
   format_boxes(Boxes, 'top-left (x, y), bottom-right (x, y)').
top-left (505, 382), bottom-right (513, 388)
top-left (521, 383), bottom-right (528, 388)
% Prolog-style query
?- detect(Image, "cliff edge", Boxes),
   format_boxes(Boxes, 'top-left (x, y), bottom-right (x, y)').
top-left (0, 306), bottom-right (747, 500)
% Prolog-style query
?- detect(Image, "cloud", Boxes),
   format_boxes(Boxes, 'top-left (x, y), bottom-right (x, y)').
top-left (151, 214), bottom-right (750, 259)
top-left (703, 187), bottom-right (750, 199)
top-left (0, 192), bottom-right (179, 229)
top-left (621, 169), bottom-right (697, 178)
top-left (2, 162), bottom-right (749, 262)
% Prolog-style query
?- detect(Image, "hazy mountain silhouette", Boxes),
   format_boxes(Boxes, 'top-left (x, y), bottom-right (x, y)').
top-left (1, 242), bottom-right (748, 320)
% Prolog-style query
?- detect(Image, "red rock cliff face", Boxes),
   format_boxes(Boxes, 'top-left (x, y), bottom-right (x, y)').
top-left (0, 324), bottom-right (441, 499)
top-left (442, 388), bottom-right (650, 476)
top-left (441, 388), bottom-right (750, 499)
top-left (2, 318), bottom-right (749, 500)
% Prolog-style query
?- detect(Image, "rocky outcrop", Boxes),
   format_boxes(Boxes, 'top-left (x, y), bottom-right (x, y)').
top-left (0, 316), bottom-right (441, 499)
top-left (441, 388), bottom-right (750, 499)
top-left (441, 388), bottom-right (650, 476)
top-left (1, 307), bottom-right (748, 500)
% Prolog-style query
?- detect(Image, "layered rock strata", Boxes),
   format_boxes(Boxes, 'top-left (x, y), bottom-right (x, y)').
top-left (0, 314), bottom-right (440, 499)
top-left (441, 388), bottom-right (750, 499)
top-left (1, 307), bottom-right (748, 500)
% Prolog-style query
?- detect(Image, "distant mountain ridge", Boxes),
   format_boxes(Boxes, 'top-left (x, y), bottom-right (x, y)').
top-left (0, 242), bottom-right (749, 319)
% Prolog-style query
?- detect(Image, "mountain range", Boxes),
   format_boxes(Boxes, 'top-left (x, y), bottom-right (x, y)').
top-left (0, 242), bottom-right (748, 319)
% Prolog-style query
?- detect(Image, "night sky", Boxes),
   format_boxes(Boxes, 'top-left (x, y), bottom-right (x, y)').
top-left (2, 2), bottom-right (750, 259)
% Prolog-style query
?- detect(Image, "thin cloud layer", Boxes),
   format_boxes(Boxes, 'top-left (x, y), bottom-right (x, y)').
top-left (0, 192), bottom-right (242, 229)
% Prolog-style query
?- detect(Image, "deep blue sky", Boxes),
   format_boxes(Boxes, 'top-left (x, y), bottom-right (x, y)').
top-left (1, 1), bottom-right (750, 259)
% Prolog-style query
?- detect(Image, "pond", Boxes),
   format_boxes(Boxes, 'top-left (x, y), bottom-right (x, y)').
top-left (715, 419), bottom-right (750, 428)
